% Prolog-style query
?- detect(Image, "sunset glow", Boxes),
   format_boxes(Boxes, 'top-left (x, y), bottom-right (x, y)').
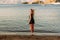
top-left (21, 0), bottom-right (56, 4)
top-left (33, 0), bottom-right (56, 4)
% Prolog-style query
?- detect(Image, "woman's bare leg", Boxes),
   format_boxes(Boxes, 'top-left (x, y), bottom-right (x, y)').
top-left (30, 24), bottom-right (34, 33)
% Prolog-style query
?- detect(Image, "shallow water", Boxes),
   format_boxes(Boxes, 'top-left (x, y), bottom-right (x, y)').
top-left (0, 4), bottom-right (60, 33)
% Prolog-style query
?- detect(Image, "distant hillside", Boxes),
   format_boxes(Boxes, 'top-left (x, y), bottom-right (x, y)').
top-left (56, 0), bottom-right (60, 2)
top-left (22, 2), bottom-right (28, 4)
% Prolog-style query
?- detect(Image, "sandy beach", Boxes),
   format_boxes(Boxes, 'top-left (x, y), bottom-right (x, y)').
top-left (0, 32), bottom-right (60, 40)
top-left (0, 35), bottom-right (60, 40)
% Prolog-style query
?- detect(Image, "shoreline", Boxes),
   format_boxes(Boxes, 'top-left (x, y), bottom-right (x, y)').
top-left (0, 32), bottom-right (60, 36)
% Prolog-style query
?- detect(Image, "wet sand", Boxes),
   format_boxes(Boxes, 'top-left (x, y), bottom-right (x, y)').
top-left (0, 35), bottom-right (60, 40)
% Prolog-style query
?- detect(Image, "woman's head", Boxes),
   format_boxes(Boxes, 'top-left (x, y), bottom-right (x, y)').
top-left (30, 9), bottom-right (34, 14)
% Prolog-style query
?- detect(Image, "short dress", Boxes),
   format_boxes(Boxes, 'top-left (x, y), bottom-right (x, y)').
top-left (29, 14), bottom-right (35, 24)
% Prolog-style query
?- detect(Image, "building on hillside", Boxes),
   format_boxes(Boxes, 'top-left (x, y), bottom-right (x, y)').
top-left (32, 0), bottom-right (56, 4)
top-left (43, 0), bottom-right (56, 4)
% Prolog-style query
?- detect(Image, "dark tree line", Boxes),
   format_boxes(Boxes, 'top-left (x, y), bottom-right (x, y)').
top-left (56, 0), bottom-right (60, 2)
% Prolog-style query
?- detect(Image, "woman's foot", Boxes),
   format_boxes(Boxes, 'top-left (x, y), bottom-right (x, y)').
top-left (31, 32), bottom-right (34, 36)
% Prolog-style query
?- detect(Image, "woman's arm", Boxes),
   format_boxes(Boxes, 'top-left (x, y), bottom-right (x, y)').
top-left (28, 15), bottom-right (31, 22)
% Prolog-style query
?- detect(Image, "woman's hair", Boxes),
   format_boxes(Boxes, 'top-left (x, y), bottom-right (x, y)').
top-left (30, 9), bottom-right (34, 14)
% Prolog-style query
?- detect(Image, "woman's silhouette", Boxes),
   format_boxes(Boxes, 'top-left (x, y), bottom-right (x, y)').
top-left (29, 9), bottom-right (35, 33)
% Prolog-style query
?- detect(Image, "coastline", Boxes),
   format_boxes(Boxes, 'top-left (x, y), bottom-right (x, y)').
top-left (0, 32), bottom-right (60, 36)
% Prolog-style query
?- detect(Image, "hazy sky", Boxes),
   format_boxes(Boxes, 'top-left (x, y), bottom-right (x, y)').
top-left (0, 0), bottom-right (46, 4)
top-left (0, 0), bottom-right (32, 4)
top-left (0, 0), bottom-right (59, 4)
top-left (20, 0), bottom-right (33, 2)
top-left (40, 0), bottom-right (45, 1)
top-left (0, 0), bottom-right (20, 4)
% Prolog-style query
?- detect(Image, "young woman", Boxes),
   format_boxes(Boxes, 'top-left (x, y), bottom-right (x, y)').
top-left (29, 9), bottom-right (35, 33)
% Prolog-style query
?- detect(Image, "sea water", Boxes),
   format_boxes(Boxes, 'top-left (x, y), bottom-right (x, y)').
top-left (0, 4), bottom-right (60, 33)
